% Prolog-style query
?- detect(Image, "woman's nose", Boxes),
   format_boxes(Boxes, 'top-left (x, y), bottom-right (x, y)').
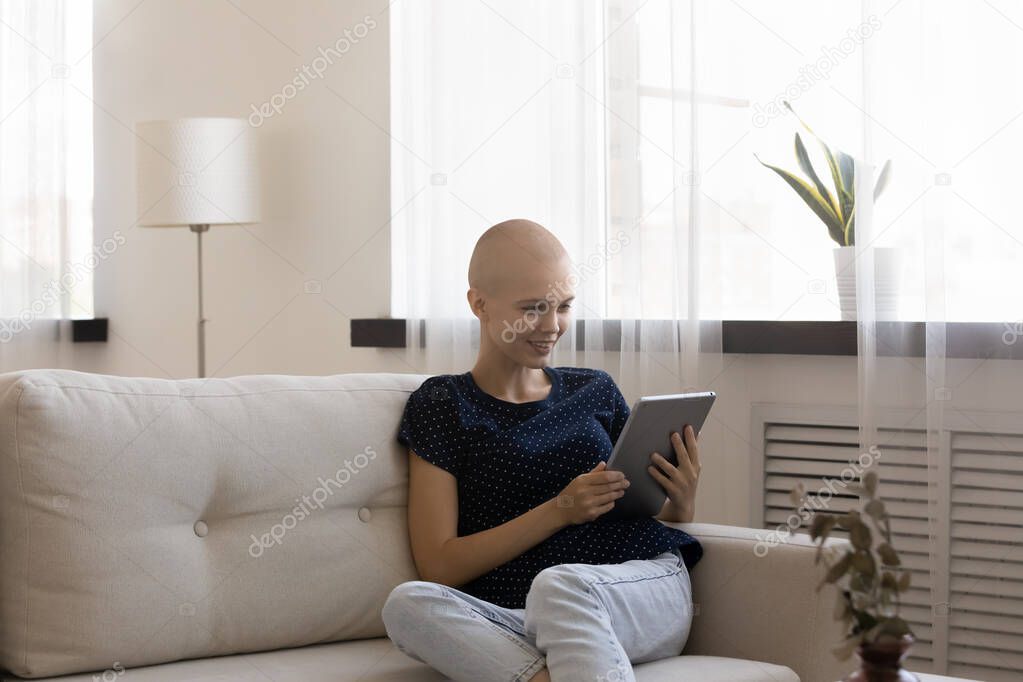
top-left (539, 309), bottom-right (559, 333)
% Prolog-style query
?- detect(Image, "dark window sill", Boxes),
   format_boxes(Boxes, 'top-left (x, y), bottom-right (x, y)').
top-left (350, 319), bottom-right (1023, 360)
top-left (0, 317), bottom-right (108, 342)
top-left (71, 318), bottom-right (108, 342)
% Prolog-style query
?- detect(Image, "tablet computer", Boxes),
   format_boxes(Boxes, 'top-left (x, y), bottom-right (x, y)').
top-left (601, 391), bottom-right (716, 521)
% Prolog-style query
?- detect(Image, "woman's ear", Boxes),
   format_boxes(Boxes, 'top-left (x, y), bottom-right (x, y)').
top-left (466, 287), bottom-right (487, 321)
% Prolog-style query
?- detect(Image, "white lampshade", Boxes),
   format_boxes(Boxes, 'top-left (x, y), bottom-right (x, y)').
top-left (135, 118), bottom-right (260, 227)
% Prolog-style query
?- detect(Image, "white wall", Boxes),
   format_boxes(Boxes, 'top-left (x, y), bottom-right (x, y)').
top-left (34, 0), bottom-right (1023, 528)
top-left (88, 0), bottom-right (407, 379)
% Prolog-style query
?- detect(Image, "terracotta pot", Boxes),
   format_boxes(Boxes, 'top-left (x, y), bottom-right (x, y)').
top-left (840, 633), bottom-right (920, 682)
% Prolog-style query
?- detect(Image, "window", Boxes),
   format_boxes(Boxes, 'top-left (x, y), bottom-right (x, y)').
top-left (390, 1), bottom-right (1019, 323)
top-left (0, 0), bottom-right (94, 328)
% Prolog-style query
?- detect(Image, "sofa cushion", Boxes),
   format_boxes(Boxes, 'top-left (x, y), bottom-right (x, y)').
top-left (0, 369), bottom-right (430, 678)
top-left (8, 637), bottom-right (798, 682)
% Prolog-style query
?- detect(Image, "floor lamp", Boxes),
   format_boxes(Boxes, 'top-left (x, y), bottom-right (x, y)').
top-left (135, 118), bottom-right (260, 378)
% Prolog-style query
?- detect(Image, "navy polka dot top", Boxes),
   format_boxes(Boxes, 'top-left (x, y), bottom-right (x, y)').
top-left (396, 365), bottom-right (703, 609)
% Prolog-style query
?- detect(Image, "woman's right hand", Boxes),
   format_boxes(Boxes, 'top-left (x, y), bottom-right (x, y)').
top-left (554, 461), bottom-right (631, 525)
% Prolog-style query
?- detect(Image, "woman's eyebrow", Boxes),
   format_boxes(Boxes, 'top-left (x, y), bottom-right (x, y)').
top-left (514, 296), bottom-right (576, 304)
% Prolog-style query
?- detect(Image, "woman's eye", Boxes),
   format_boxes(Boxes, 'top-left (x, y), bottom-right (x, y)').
top-left (520, 304), bottom-right (572, 312)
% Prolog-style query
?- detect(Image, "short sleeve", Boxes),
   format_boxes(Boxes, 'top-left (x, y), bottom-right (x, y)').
top-left (603, 371), bottom-right (631, 446)
top-left (396, 379), bottom-right (463, 477)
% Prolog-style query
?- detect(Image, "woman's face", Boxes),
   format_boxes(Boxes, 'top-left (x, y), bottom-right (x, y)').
top-left (480, 263), bottom-right (575, 367)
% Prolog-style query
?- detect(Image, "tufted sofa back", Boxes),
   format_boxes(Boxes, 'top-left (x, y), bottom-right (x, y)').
top-left (0, 369), bottom-right (429, 679)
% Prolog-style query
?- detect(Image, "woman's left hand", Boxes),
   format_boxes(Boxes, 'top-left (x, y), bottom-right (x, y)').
top-left (648, 424), bottom-right (700, 523)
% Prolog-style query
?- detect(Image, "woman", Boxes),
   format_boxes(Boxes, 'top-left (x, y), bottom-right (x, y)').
top-left (382, 219), bottom-right (704, 682)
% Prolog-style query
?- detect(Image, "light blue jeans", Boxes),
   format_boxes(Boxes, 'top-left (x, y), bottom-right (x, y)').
top-left (381, 546), bottom-right (694, 682)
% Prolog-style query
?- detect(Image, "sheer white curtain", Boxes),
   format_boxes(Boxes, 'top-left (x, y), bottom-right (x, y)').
top-left (856, 1), bottom-right (1022, 678)
top-left (0, 0), bottom-right (93, 369)
top-left (391, 0), bottom-right (724, 411)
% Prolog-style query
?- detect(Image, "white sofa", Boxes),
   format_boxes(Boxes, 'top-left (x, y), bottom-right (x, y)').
top-left (0, 369), bottom-right (850, 681)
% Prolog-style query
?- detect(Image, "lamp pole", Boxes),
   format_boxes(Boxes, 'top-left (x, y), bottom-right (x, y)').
top-left (190, 223), bottom-right (210, 377)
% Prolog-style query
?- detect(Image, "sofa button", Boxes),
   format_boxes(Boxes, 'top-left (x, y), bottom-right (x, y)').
top-left (193, 520), bottom-right (209, 537)
top-left (357, 507), bottom-right (372, 523)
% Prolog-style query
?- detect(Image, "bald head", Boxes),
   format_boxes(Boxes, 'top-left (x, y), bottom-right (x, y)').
top-left (468, 219), bottom-right (570, 299)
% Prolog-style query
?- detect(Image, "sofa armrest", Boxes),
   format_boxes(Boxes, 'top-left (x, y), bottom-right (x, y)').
top-left (662, 521), bottom-right (852, 682)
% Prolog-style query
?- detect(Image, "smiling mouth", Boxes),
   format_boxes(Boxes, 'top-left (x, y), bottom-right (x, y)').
top-left (529, 341), bottom-right (554, 352)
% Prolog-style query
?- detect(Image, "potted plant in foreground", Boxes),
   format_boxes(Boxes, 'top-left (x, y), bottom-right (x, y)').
top-left (756, 101), bottom-right (897, 321)
top-left (789, 471), bottom-right (920, 682)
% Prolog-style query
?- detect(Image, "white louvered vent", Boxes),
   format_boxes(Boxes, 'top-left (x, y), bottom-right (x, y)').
top-left (752, 405), bottom-right (1023, 681)
top-left (946, 430), bottom-right (1023, 681)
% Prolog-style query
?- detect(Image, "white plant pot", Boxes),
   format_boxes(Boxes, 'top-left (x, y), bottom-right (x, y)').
top-left (832, 246), bottom-right (901, 321)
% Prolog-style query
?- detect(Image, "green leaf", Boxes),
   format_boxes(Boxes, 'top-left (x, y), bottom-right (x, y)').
top-left (783, 100), bottom-right (821, 138)
top-left (818, 551), bottom-right (854, 591)
top-left (843, 204), bottom-right (855, 246)
top-left (836, 510), bottom-right (861, 530)
top-left (787, 102), bottom-right (846, 203)
top-left (838, 152), bottom-right (855, 207)
top-left (839, 157), bottom-right (889, 249)
top-left (825, 159), bottom-right (853, 245)
top-left (838, 186), bottom-right (855, 231)
top-left (865, 499), bottom-right (886, 521)
top-left (853, 609), bottom-right (879, 634)
top-left (810, 514), bottom-right (837, 541)
top-left (818, 142), bottom-right (846, 221)
top-left (874, 159), bottom-right (891, 201)
top-left (850, 571), bottom-right (874, 594)
top-left (794, 133), bottom-right (841, 218)
top-left (755, 155), bottom-right (846, 241)
top-left (878, 543), bottom-right (901, 567)
top-left (850, 521), bottom-right (872, 550)
top-left (853, 550), bottom-right (876, 575)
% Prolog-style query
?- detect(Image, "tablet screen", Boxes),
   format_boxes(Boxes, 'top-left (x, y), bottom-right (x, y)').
top-left (603, 391), bottom-right (716, 520)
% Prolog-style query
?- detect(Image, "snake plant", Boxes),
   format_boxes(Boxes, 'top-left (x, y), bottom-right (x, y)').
top-left (755, 100), bottom-right (891, 247)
